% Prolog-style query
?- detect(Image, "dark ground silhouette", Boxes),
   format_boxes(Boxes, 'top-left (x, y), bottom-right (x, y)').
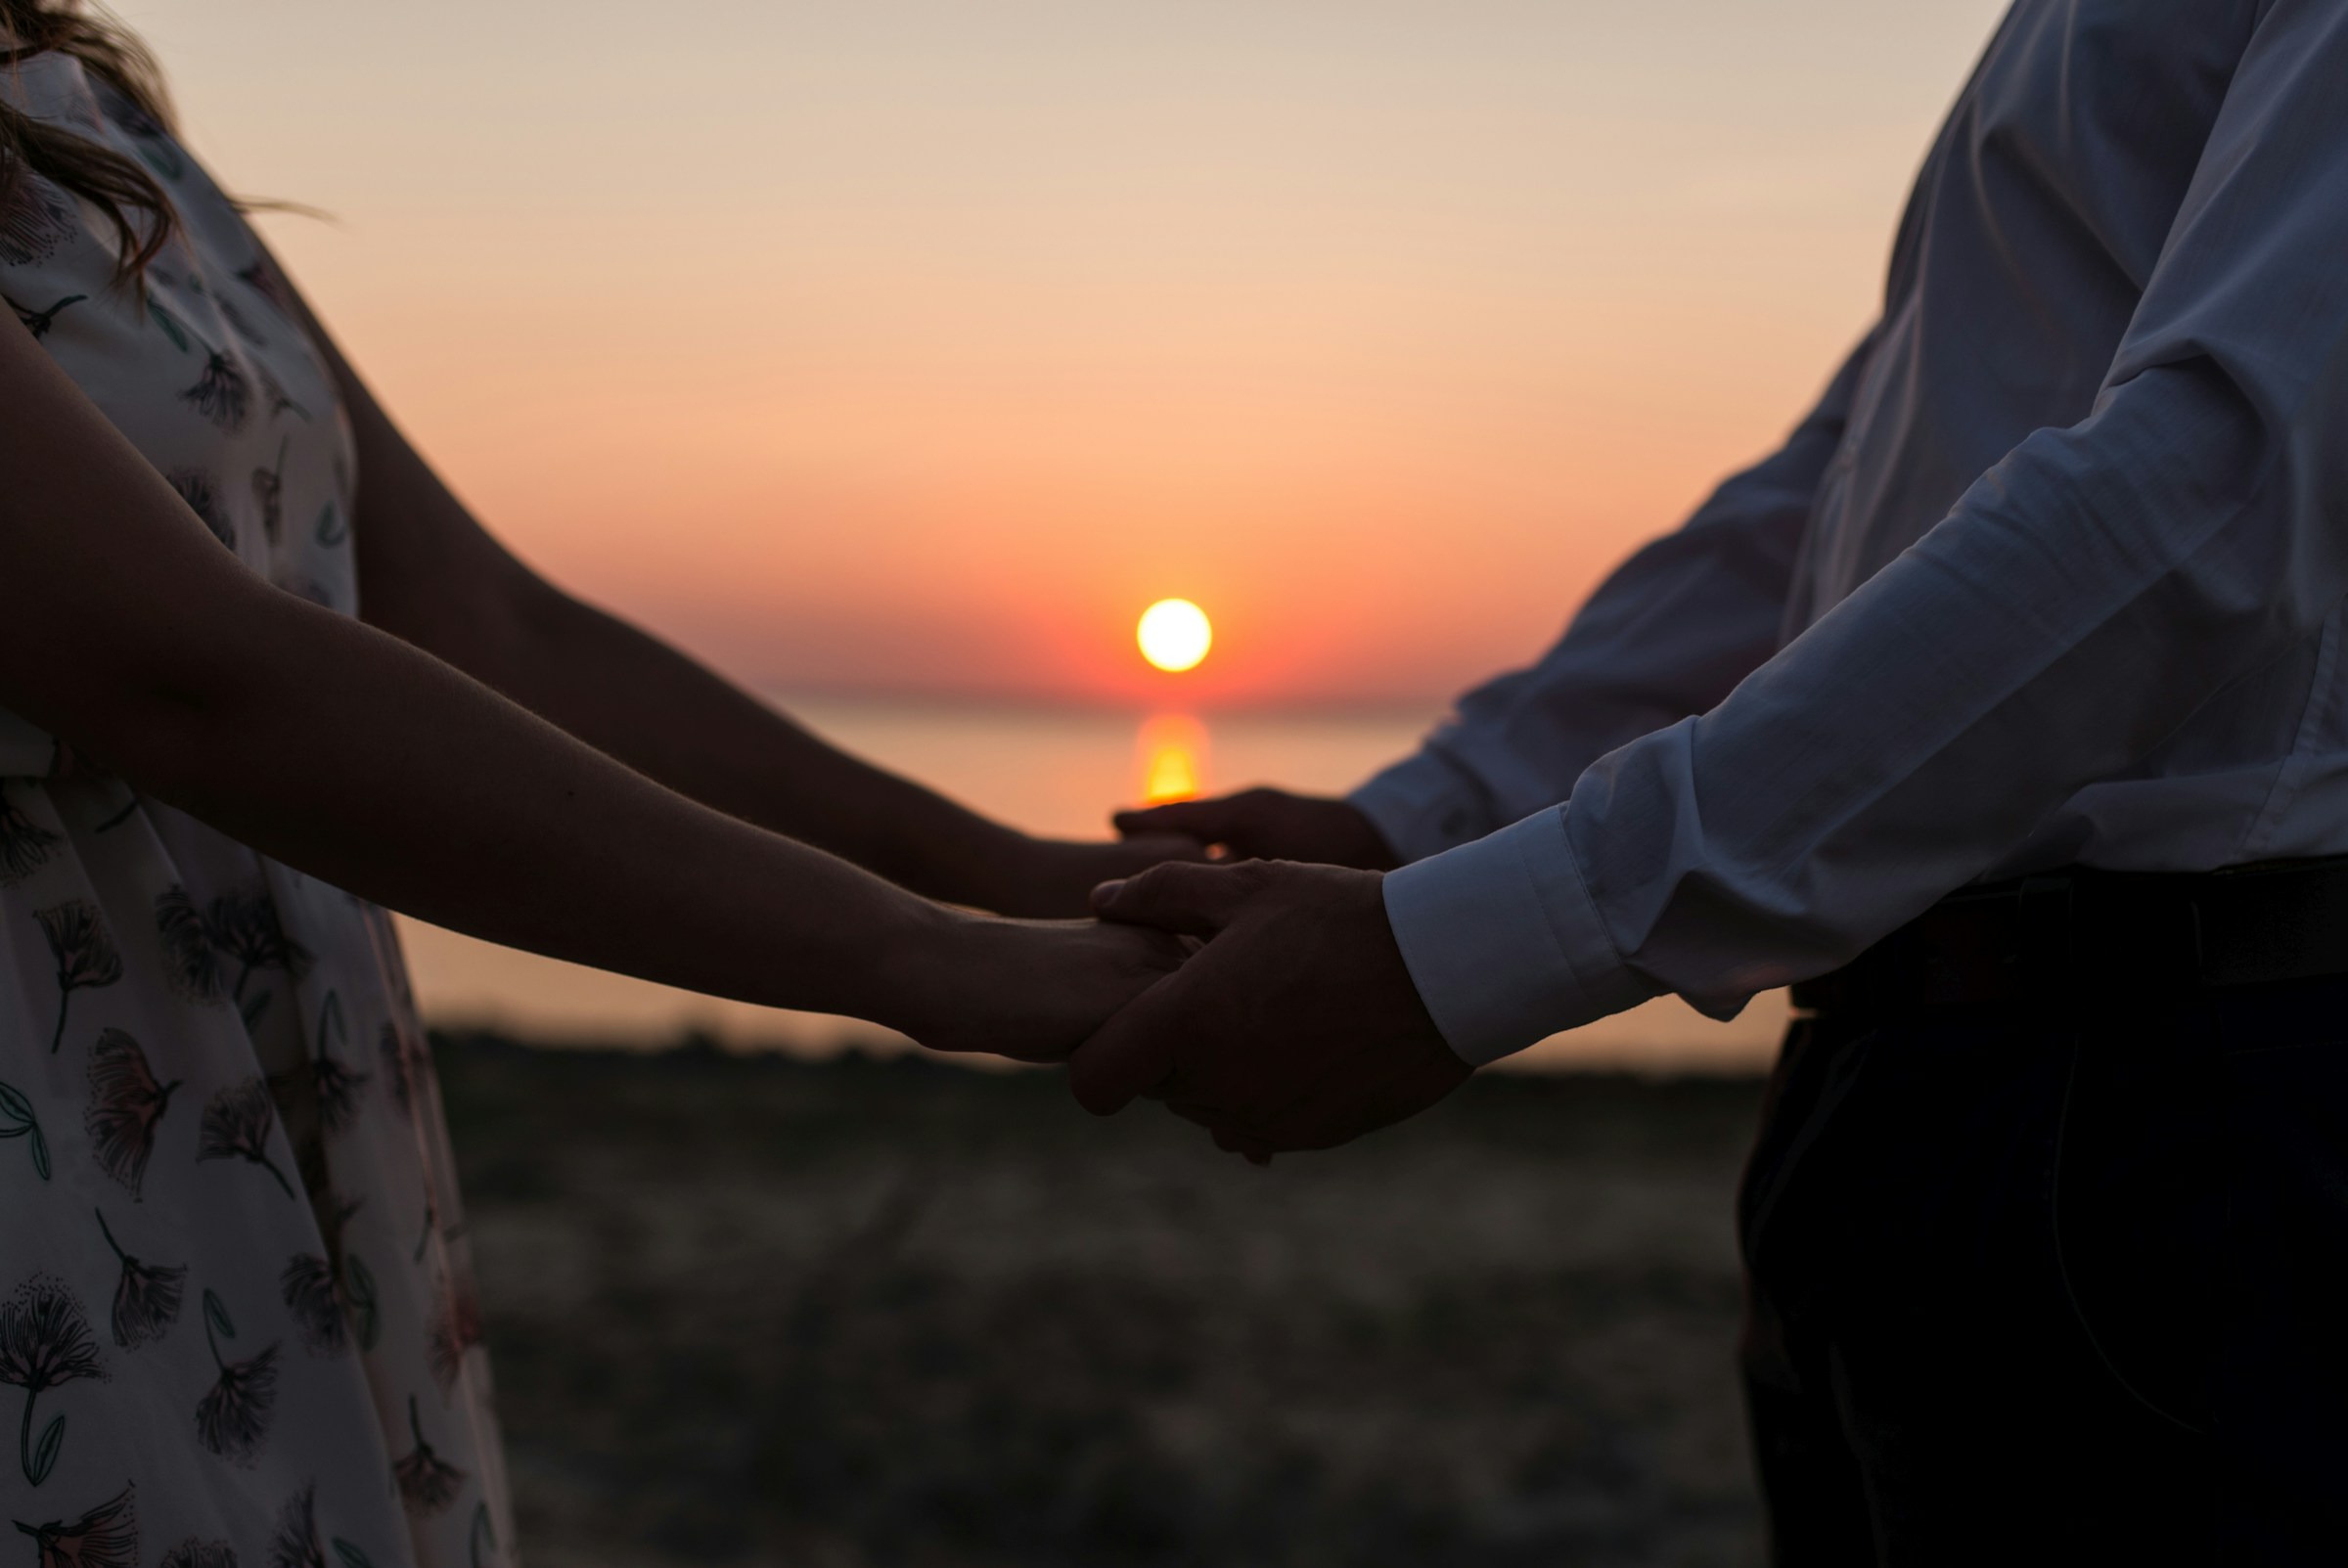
top-left (436, 1034), bottom-right (1767, 1567)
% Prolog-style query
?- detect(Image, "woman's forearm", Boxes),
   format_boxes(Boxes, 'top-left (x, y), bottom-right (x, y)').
top-left (107, 583), bottom-right (956, 1033)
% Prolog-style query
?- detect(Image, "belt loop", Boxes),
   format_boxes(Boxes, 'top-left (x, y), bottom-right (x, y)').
top-left (2018, 874), bottom-right (2076, 1007)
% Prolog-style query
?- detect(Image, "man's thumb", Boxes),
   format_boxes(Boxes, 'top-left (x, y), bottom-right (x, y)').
top-left (1090, 861), bottom-right (1253, 937)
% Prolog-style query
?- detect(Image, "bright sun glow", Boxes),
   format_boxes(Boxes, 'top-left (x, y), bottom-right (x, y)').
top-left (1137, 599), bottom-right (1213, 673)
top-left (1137, 713), bottom-right (1210, 802)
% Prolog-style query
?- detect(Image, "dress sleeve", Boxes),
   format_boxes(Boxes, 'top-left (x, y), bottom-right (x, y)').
top-left (1351, 330), bottom-right (1875, 863)
top-left (1383, 0), bottom-right (2348, 1064)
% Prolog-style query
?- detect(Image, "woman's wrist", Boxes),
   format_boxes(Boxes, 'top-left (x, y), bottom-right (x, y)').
top-left (855, 893), bottom-right (972, 1041)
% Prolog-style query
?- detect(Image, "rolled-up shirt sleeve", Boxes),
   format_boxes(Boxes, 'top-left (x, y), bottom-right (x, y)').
top-left (1388, 0), bottom-right (2348, 1065)
top-left (1352, 330), bottom-right (1876, 863)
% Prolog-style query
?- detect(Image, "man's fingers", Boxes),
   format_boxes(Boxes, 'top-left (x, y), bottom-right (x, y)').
top-left (1065, 983), bottom-right (1184, 1115)
top-left (1089, 859), bottom-right (1259, 936)
top-left (1113, 798), bottom-right (1239, 842)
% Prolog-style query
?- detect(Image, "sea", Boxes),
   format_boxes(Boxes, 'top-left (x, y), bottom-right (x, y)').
top-left (397, 695), bottom-right (1781, 1074)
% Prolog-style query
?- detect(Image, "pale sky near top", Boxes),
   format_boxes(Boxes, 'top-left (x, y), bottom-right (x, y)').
top-left (114, 0), bottom-right (2010, 708)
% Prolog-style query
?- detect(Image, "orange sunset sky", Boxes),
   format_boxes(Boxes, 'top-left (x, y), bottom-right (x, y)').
top-left (124, 0), bottom-right (2006, 711)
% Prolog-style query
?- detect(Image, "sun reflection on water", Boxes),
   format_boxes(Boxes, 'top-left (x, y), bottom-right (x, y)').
top-left (1136, 713), bottom-right (1210, 803)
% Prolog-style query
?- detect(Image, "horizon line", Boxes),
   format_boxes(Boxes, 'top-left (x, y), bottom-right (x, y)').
top-left (752, 678), bottom-right (1457, 722)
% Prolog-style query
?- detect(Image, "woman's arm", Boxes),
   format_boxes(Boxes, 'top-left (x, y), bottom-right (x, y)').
top-left (0, 313), bottom-right (1180, 1057)
top-left (261, 255), bottom-right (1194, 918)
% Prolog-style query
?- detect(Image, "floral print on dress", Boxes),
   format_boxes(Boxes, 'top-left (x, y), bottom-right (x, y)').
top-left (310, 993), bottom-right (369, 1139)
top-left (86, 1030), bottom-right (182, 1197)
top-left (0, 173), bottom-right (75, 267)
top-left (279, 1253), bottom-right (345, 1360)
top-left (181, 351), bottom-right (252, 433)
top-left (252, 437), bottom-right (292, 545)
top-left (0, 1078), bottom-right (52, 1183)
top-left (169, 470), bottom-right (237, 552)
top-left (207, 887), bottom-right (314, 1013)
top-left (196, 1077), bottom-right (295, 1200)
top-left (35, 901), bottom-right (124, 1055)
top-left (1, 44), bottom-right (510, 1568)
top-left (266, 1484), bottom-right (326, 1568)
top-left (378, 1022), bottom-right (429, 1120)
top-left (0, 786), bottom-right (63, 885)
top-left (159, 1540), bottom-right (240, 1568)
top-left (0, 1275), bottom-right (108, 1487)
top-left (393, 1399), bottom-right (465, 1520)
top-left (4, 289), bottom-right (88, 340)
top-left (193, 1289), bottom-right (279, 1466)
top-left (423, 1273), bottom-right (483, 1398)
top-left (10, 1482), bottom-right (138, 1568)
top-left (95, 1209), bottom-right (185, 1351)
top-left (154, 886), bottom-right (227, 1005)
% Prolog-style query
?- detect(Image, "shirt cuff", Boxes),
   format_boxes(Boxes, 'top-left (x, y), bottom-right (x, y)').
top-left (1380, 807), bottom-right (1656, 1065)
top-left (1349, 749), bottom-right (1501, 865)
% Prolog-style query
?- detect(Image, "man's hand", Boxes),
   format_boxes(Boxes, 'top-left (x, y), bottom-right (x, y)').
top-left (1070, 860), bottom-right (1470, 1159)
top-left (1112, 789), bottom-right (1400, 871)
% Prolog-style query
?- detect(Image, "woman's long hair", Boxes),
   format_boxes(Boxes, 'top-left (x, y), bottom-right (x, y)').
top-left (0, 0), bottom-right (175, 281)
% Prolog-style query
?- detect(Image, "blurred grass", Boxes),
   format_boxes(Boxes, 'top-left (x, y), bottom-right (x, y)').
top-left (433, 1034), bottom-right (1769, 1568)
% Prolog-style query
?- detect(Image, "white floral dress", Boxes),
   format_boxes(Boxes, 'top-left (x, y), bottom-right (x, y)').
top-left (1, 49), bottom-right (514, 1568)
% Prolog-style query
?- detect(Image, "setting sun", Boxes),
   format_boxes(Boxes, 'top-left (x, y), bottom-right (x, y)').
top-left (1138, 599), bottom-right (1213, 673)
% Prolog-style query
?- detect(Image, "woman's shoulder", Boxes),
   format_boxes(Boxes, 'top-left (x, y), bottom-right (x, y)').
top-left (3, 45), bottom-right (359, 620)
top-left (3, 45), bottom-right (243, 240)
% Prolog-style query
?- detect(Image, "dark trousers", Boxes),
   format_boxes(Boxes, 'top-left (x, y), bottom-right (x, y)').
top-left (1738, 976), bottom-right (2348, 1565)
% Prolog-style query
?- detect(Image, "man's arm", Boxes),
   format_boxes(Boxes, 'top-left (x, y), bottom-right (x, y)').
top-left (1078, 0), bottom-right (2348, 1138)
top-left (1115, 328), bottom-right (1876, 866)
top-left (274, 267), bottom-right (1195, 918)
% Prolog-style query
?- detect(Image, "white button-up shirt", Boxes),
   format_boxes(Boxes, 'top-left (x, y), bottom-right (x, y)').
top-left (1356, 0), bottom-right (2348, 1065)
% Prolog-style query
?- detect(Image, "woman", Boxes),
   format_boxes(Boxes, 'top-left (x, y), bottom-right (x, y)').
top-left (0, 6), bottom-right (1190, 1562)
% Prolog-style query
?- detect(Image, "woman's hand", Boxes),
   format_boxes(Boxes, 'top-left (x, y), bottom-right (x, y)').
top-left (895, 912), bottom-right (1189, 1061)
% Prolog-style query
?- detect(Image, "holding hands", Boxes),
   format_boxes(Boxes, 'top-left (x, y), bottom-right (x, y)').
top-left (945, 787), bottom-right (1463, 1160)
top-left (1053, 793), bottom-right (1468, 1161)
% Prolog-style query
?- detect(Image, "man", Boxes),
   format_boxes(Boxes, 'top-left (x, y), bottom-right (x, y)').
top-left (1078, 2), bottom-right (2348, 1560)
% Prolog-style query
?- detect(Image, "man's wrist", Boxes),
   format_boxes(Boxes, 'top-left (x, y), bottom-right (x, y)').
top-left (1380, 808), bottom-right (1655, 1065)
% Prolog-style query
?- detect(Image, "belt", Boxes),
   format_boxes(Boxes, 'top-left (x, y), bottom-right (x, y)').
top-left (1788, 856), bottom-right (2348, 1015)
